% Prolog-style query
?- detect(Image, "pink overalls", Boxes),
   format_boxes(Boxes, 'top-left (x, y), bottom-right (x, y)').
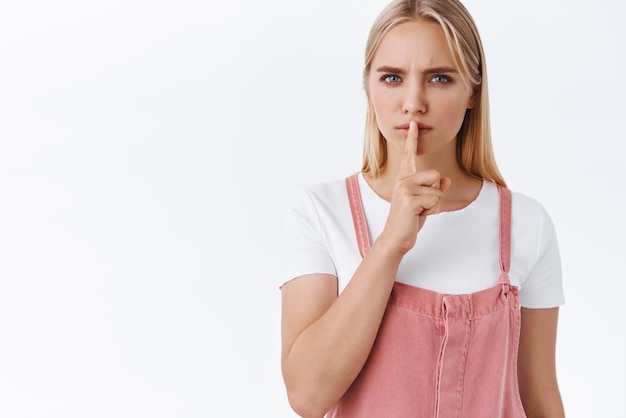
top-left (327, 175), bottom-right (527, 417)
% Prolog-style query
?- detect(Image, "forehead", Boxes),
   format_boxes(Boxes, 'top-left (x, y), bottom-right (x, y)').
top-left (372, 20), bottom-right (457, 69)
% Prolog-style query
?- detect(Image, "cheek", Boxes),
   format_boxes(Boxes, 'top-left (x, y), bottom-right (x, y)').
top-left (368, 82), bottom-right (395, 116)
top-left (369, 89), bottom-right (385, 112)
top-left (438, 93), bottom-right (471, 123)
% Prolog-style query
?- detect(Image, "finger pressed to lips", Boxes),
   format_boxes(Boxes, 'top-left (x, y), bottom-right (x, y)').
top-left (396, 121), bottom-right (432, 134)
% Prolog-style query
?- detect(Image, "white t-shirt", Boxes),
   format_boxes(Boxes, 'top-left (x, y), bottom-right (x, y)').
top-left (280, 173), bottom-right (564, 309)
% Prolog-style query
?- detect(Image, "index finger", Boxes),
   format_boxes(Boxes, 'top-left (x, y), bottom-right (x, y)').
top-left (398, 120), bottom-right (419, 178)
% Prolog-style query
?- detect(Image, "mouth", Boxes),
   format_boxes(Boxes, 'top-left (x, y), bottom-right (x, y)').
top-left (395, 122), bottom-right (432, 136)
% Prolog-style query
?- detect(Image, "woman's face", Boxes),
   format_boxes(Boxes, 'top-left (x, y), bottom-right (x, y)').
top-left (366, 19), bottom-right (474, 159)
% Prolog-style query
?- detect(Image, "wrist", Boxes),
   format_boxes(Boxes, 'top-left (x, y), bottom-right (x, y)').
top-left (370, 233), bottom-right (409, 261)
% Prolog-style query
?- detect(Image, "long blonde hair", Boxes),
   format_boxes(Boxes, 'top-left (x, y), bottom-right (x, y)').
top-left (361, 0), bottom-right (506, 187)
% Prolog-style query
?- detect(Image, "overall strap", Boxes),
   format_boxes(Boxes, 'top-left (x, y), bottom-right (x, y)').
top-left (497, 186), bottom-right (512, 286)
top-left (345, 174), bottom-right (371, 258)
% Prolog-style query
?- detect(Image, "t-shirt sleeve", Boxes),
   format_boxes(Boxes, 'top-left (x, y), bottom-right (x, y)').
top-left (519, 206), bottom-right (565, 308)
top-left (278, 189), bottom-right (337, 288)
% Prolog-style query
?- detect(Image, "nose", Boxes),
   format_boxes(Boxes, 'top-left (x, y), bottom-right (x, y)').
top-left (402, 82), bottom-right (427, 114)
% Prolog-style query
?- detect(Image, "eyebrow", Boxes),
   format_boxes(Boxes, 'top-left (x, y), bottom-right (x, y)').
top-left (375, 65), bottom-right (458, 74)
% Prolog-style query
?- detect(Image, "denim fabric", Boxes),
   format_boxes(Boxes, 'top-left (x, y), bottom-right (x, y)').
top-left (327, 176), bottom-right (525, 418)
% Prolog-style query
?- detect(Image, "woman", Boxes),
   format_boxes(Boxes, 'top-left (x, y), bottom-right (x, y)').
top-left (279, 0), bottom-right (565, 417)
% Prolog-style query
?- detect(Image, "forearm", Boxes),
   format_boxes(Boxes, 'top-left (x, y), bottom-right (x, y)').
top-left (282, 240), bottom-right (403, 417)
top-left (520, 385), bottom-right (565, 418)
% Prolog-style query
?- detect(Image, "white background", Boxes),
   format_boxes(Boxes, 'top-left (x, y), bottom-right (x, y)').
top-left (1, 0), bottom-right (624, 416)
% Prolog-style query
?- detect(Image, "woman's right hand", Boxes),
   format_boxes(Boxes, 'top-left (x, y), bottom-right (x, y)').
top-left (379, 120), bottom-right (451, 255)
top-left (281, 122), bottom-right (451, 417)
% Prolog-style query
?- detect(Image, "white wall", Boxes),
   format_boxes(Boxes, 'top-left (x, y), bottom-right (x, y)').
top-left (1, 0), bottom-right (624, 416)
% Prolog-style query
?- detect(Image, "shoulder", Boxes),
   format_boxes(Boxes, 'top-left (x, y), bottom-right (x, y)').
top-left (506, 186), bottom-right (560, 271)
top-left (288, 176), bottom-right (351, 214)
top-left (507, 187), bottom-right (554, 231)
top-left (510, 188), bottom-right (548, 216)
top-left (479, 182), bottom-right (556, 242)
top-left (480, 182), bottom-right (550, 223)
top-left (472, 182), bottom-right (550, 221)
top-left (279, 177), bottom-right (353, 287)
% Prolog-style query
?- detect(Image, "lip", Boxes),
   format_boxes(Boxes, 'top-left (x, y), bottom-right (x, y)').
top-left (395, 122), bottom-right (432, 136)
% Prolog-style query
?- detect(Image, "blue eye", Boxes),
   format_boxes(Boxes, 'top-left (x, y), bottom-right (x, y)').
top-left (382, 75), bottom-right (401, 83)
top-left (431, 75), bottom-right (451, 83)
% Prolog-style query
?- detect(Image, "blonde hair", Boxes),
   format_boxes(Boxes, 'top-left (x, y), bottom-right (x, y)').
top-left (361, 0), bottom-right (506, 187)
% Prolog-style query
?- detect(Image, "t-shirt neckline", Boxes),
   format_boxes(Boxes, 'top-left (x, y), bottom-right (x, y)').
top-left (357, 172), bottom-right (488, 216)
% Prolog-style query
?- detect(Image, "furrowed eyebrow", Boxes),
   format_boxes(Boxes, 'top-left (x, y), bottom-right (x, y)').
top-left (375, 66), bottom-right (406, 74)
top-left (375, 65), bottom-right (459, 75)
top-left (424, 66), bottom-right (458, 74)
